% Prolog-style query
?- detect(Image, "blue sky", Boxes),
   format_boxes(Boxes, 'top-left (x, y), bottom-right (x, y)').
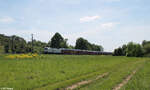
top-left (0, 0), bottom-right (150, 51)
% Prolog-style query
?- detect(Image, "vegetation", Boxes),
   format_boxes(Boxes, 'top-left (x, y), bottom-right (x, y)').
top-left (0, 34), bottom-right (47, 54)
top-left (0, 34), bottom-right (11, 53)
top-left (113, 47), bottom-right (124, 56)
top-left (1, 33), bottom-right (150, 56)
top-left (49, 32), bottom-right (68, 48)
top-left (114, 41), bottom-right (150, 57)
top-left (121, 60), bottom-right (150, 90)
top-left (79, 57), bottom-right (147, 90)
top-left (142, 40), bottom-right (150, 57)
top-left (0, 45), bottom-right (4, 54)
top-left (28, 40), bottom-right (47, 53)
top-left (1, 33), bottom-right (150, 90)
top-left (75, 37), bottom-right (103, 51)
top-left (126, 42), bottom-right (143, 57)
top-left (5, 54), bottom-right (38, 59)
top-left (0, 55), bottom-right (149, 90)
top-left (0, 33), bottom-right (103, 54)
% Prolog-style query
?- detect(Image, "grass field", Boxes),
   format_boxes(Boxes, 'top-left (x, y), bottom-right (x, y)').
top-left (0, 54), bottom-right (149, 90)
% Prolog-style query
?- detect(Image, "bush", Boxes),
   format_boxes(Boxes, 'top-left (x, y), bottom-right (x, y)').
top-left (113, 47), bottom-right (124, 56)
top-left (126, 42), bottom-right (143, 57)
top-left (0, 45), bottom-right (4, 54)
top-left (143, 43), bottom-right (150, 54)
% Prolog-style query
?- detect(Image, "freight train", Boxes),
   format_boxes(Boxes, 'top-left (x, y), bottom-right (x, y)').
top-left (44, 47), bottom-right (112, 55)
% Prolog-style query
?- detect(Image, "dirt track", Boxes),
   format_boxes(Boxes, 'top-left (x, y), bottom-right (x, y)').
top-left (112, 69), bottom-right (138, 90)
top-left (66, 72), bottom-right (109, 90)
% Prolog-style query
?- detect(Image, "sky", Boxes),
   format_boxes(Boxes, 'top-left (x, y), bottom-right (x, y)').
top-left (0, 0), bottom-right (150, 51)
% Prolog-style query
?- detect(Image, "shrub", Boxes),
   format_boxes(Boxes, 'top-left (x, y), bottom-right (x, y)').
top-left (126, 42), bottom-right (143, 57)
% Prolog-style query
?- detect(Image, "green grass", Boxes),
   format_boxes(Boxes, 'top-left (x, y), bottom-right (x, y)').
top-left (121, 60), bottom-right (150, 90)
top-left (79, 58), bottom-right (146, 90)
top-left (0, 55), bottom-right (149, 90)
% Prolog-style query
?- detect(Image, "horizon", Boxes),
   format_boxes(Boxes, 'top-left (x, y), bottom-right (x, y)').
top-left (0, 0), bottom-right (150, 51)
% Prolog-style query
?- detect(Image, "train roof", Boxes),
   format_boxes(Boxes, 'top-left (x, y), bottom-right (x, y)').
top-left (44, 47), bottom-right (113, 54)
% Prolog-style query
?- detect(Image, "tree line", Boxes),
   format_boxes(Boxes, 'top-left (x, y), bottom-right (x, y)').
top-left (48, 33), bottom-right (103, 51)
top-left (0, 34), bottom-right (47, 54)
top-left (0, 32), bottom-right (103, 54)
top-left (113, 40), bottom-right (150, 57)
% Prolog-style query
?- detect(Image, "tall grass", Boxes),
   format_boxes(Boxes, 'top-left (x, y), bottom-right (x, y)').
top-left (79, 57), bottom-right (147, 90)
top-left (0, 55), bottom-right (149, 90)
top-left (121, 60), bottom-right (150, 90)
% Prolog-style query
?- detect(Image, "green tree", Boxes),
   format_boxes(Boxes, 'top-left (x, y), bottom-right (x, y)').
top-left (75, 37), bottom-right (89, 50)
top-left (0, 34), bottom-right (11, 53)
top-left (143, 43), bottom-right (150, 57)
top-left (90, 44), bottom-right (103, 51)
top-left (122, 44), bottom-right (127, 55)
top-left (4, 44), bottom-right (10, 53)
top-left (0, 33), bottom-right (49, 54)
top-left (68, 45), bottom-right (74, 49)
top-left (135, 44), bottom-right (143, 57)
top-left (142, 40), bottom-right (150, 46)
top-left (11, 35), bottom-right (27, 53)
top-left (50, 32), bottom-right (67, 48)
top-left (75, 37), bottom-right (103, 51)
top-left (126, 42), bottom-right (143, 57)
top-left (142, 40), bottom-right (150, 55)
top-left (60, 39), bottom-right (68, 48)
top-left (27, 40), bottom-right (47, 53)
top-left (143, 44), bottom-right (150, 54)
top-left (113, 47), bottom-right (124, 56)
top-left (0, 45), bottom-right (4, 54)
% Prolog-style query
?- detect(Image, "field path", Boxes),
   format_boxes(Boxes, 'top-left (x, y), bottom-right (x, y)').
top-left (112, 62), bottom-right (146, 90)
top-left (112, 69), bottom-right (137, 90)
top-left (65, 72), bottom-right (109, 90)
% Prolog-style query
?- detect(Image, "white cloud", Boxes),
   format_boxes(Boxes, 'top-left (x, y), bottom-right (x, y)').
top-left (80, 15), bottom-right (101, 23)
top-left (0, 16), bottom-right (15, 23)
top-left (101, 22), bottom-right (120, 29)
